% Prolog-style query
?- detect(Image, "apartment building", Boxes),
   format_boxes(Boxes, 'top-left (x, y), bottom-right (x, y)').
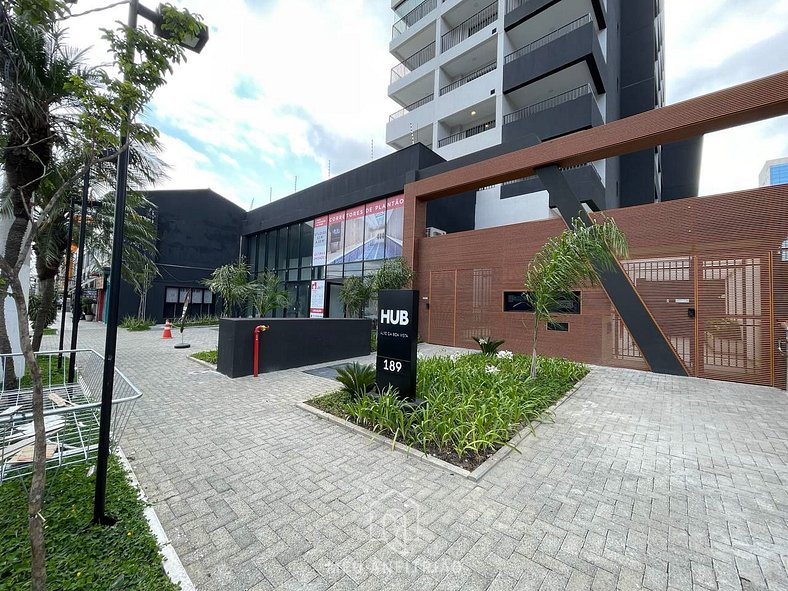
top-left (385, 0), bottom-right (701, 227)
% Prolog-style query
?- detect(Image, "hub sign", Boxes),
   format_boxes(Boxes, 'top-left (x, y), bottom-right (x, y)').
top-left (376, 290), bottom-right (418, 400)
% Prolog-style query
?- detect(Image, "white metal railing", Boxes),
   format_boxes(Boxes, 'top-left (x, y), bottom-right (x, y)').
top-left (0, 349), bottom-right (142, 483)
top-left (506, 0), bottom-right (527, 13)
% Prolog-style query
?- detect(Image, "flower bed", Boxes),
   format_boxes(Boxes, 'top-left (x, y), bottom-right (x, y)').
top-left (308, 352), bottom-right (588, 470)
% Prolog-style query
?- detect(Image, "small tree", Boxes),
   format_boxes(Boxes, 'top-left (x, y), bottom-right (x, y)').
top-left (524, 217), bottom-right (628, 378)
top-left (251, 270), bottom-right (290, 317)
top-left (128, 260), bottom-right (159, 319)
top-left (340, 275), bottom-right (373, 318)
top-left (372, 257), bottom-right (414, 291)
top-left (203, 258), bottom-right (254, 317)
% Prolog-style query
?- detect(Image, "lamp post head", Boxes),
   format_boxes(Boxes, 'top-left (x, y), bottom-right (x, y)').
top-left (150, 3), bottom-right (209, 53)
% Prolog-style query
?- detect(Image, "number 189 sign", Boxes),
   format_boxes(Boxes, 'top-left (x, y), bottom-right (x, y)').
top-left (376, 290), bottom-right (419, 400)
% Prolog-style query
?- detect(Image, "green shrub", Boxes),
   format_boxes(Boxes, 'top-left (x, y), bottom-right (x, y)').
top-left (335, 362), bottom-right (376, 398)
top-left (119, 316), bottom-right (154, 331)
top-left (190, 350), bottom-right (218, 364)
top-left (472, 336), bottom-right (505, 355)
top-left (370, 330), bottom-right (377, 352)
top-left (180, 314), bottom-right (220, 327)
top-left (318, 352), bottom-right (588, 462)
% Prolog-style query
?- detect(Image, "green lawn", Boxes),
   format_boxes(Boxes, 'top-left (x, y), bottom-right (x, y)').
top-left (190, 350), bottom-right (217, 365)
top-left (0, 456), bottom-right (177, 590)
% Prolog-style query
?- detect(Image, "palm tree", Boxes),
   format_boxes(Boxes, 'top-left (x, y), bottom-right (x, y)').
top-left (524, 217), bottom-right (629, 378)
top-left (251, 269), bottom-right (290, 317)
top-left (203, 258), bottom-right (255, 317)
top-left (340, 275), bottom-right (373, 318)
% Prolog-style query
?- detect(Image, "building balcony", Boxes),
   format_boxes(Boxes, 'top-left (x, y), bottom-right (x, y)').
top-left (389, 93), bottom-right (435, 121)
top-left (504, 0), bottom-right (606, 31)
top-left (440, 60), bottom-right (497, 96)
top-left (502, 83), bottom-right (602, 142)
top-left (392, 0), bottom-right (437, 40)
top-left (438, 118), bottom-right (496, 148)
top-left (501, 163), bottom-right (606, 210)
top-left (441, 2), bottom-right (498, 53)
top-left (390, 41), bottom-right (436, 85)
top-left (503, 14), bottom-right (606, 95)
top-left (386, 94), bottom-right (436, 145)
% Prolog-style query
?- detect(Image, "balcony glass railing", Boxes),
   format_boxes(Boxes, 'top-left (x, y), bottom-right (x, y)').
top-left (391, 41), bottom-right (436, 84)
top-left (392, 0), bottom-right (437, 39)
top-left (440, 61), bottom-right (497, 96)
top-left (505, 14), bottom-right (591, 64)
top-left (438, 119), bottom-right (496, 148)
top-left (389, 94), bottom-right (435, 122)
top-left (503, 84), bottom-right (592, 125)
top-left (441, 2), bottom-right (498, 53)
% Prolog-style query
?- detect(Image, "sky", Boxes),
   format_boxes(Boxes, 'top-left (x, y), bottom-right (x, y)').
top-left (64, 0), bottom-right (788, 209)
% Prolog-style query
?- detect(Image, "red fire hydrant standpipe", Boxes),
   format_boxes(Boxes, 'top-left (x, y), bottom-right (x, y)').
top-left (253, 325), bottom-right (270, 377)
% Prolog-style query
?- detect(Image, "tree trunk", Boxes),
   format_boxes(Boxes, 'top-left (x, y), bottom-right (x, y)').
top-left (9, 275), bottom-right (47, 591)
top-left (31, 275), bottom-right (55, 352)
top-left (530, 315), bottom-right (540, 379)
top-left (0, 303), bottom-right (17, 387)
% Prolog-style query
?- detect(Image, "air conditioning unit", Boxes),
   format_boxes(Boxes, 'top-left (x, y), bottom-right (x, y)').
top-left (426, 227), bottom-right (446, 237)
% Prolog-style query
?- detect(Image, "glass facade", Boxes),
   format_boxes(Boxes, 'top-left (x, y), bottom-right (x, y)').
top-left (246, 195), bottom-right (405, 318)
top-left (770, 163), bottom-right (788, 186)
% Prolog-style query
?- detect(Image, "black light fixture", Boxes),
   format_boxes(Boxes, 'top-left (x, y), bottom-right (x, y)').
top-left (137, 3), bottom-right (209, 54)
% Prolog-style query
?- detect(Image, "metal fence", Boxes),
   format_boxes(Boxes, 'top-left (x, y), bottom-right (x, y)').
top-left (441, 2), bottom-right (498, 53)
top-left (392, 0), bottom-right (437, 39)
top-left (438, 119), bottom-right (496, 148)
top-left (440, 60), bottom-right (497, 96)
top-left (0, 349), bottom-right (141, 483)
top-left (505, 14), bottom-right (591, 64)
top-left (503, 84), bottom-right (592, 125)
top-left (390, 41), bottom-right (436, 84)
top-left (389, 93), bottom-right (434, 121)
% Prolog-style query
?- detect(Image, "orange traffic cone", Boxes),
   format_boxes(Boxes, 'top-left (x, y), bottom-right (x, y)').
top-left (162, 320), bottom-right (173, 339)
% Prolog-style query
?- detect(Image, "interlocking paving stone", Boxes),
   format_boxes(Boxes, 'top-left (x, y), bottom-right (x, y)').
top-left (45, 321), bottom-right (788, 590)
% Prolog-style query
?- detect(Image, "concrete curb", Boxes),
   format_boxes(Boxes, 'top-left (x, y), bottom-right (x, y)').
top-left (116, 449), bottom-right (196, 591)
top-left (297, 368), bottom-right (594, 483)
top-left (185, 354), bottom-right (219, 372)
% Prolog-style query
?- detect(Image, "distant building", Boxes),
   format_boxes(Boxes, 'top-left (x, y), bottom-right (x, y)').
top-left (759, 157), bottom-right (788, 186)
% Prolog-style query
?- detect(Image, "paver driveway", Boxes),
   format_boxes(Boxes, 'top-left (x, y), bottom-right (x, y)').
top-left (47, 323), bottom-right (788, 590)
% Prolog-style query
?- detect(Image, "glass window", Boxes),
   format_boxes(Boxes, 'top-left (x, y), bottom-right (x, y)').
top-left (256, 234), bottom-right (267, 272)
top-left (344, 262), bottom-right (363, 277)
top-left (296, 281), bottom-right (310, 317)
top-left (300, 220), bottom-right (314, 268)
top-left (178, 288), bottom-right (189, 303)
top-left (266, 231), bottom-right (277, 270)
top-left (248, 235), bottom-right (257, 273)
top-left (204, 290), bottom-right (213, 304)
top-left (326, 264), bottom-right (343, 279)
top-left (165, 287), bottom-right (178, 303)
top-left (300, 268), bottom-right (312, 281)
top-left (312, 266), bottom-right (325, 280)
top-left (288, 269), bottom-right (299, 281)
top-left (288, 224), bottom-right (300, 268)
top-left (363, 260), bottom-right (384, 276)
top-left (192, 290), bottom-right (203, 304)
top-left (277, 227), bottom-right (287, 270)
top-left (285, 283), bottom-right (298, 317)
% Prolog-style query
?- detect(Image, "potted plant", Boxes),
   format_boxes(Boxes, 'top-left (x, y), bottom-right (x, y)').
top-left (82, 296), bottom-right (96, 321)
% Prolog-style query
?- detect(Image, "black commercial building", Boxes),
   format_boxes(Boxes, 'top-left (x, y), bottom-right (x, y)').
top-left (117, 189), bottom-right (245, 323)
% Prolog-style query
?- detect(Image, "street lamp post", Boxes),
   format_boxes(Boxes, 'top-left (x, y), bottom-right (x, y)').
top-left (93, 0), bottom-right (208, 525)
top-left (56, 196), bottom-right (75, 369)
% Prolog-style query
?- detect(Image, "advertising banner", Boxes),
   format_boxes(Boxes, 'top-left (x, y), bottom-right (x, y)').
top-left (309, 280), bottom-right (326, 317)
top-left (385, 195), bottom-right (405, 258)
top-left (327, 210), bottom-right (346, 264)
top-left (312, 216), bottom-right (328, 266)
top-left (363, 199), bottom-right (387, 261)
top-left (343, 205), bottom-right (366, 263)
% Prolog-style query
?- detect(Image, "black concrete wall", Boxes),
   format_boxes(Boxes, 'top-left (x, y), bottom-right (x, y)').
top-left (119, 189), bottom-right (246, 323)
top-left (217, 318), bottom-right (372, 378)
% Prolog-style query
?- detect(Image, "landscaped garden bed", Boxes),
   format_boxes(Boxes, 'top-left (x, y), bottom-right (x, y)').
top-left (307, 351), bottom-right (588, 471)
top-left (0, 456), bottom-right (177, 590)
